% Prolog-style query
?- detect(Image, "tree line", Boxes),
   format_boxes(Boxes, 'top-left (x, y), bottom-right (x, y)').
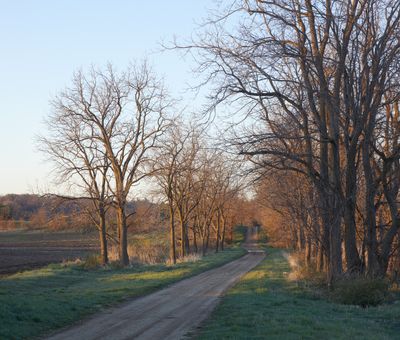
top-left (182, 0), bottom-right (400, 282)
top-left (0, 194), bottom-right (163, 233)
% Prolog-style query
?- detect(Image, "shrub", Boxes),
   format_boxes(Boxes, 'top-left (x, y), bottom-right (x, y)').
top-left (108, 260), bottom-right (124, 270)
top-left (331, 277), bottom-right (390, 307)
top-left (82, 254), bottom-right (102, 270)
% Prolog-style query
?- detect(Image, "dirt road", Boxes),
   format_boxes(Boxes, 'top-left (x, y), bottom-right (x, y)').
top-left (46, 229), bottom-right (264, 340)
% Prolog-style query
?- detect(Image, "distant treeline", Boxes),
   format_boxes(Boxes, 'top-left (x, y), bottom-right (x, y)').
top-left (0, 194), bottom-right (162, 233)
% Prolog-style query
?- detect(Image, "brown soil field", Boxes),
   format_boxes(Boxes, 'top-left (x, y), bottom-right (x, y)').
top-left (0, 231), bottom-right (98, 275)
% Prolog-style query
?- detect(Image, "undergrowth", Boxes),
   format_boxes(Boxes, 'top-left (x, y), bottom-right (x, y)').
top-left (285, 251), bottom-right (393, 307)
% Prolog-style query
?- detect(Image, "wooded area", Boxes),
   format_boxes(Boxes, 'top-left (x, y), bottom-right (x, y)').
top-left (181, 0), bottom-right (400, 283)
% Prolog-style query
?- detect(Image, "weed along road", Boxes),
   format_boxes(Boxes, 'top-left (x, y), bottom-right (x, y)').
top-left (46, 228), bottom-right (264, 340)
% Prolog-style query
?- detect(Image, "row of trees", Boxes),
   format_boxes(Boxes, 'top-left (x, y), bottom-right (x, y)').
top-left (154, 123), bottom-right (243, 263)
top-left (0, 194), bottom-right (162, 235)
top-left (39, 63), bottom-right (247, 266)
top-left (184, 0), bottom-right (400, 282)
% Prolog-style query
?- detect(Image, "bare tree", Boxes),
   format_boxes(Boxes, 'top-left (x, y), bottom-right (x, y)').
top-left (38, 104), bottom-right (112, 264)
top-left (153, 121), bottom-right (194, 263)
top-left (42, 62), bottom-right (170, 265)
top-left (178, 0), bottom-right (400, 281)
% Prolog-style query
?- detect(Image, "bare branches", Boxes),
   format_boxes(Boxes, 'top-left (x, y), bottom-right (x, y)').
top-left (39, 61), bottom-right (172, 266)
top-left (176, 0), bottom-right (400, 280)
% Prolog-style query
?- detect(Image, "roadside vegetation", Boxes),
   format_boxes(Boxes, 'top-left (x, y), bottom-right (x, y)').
top-left (0, 246), bottom-right (246, 339)
top-left (196, 248), bottom-right (400, 340)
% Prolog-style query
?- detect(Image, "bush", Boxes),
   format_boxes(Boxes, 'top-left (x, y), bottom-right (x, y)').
top-left (331, 277), bottom-right (389, 307)
top-left (82, 254), bottom-right (103, 270)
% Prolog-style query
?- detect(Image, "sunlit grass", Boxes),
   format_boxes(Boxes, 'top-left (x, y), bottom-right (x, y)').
top-left (0, 247), bottom-right (246, 339)
top-left (196, 248), bottom-right (400, 340)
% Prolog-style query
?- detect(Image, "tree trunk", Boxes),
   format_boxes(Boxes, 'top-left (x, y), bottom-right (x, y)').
top-left (205, 226), bottom-right (210, 254)
top-left (99, 207), bottom-right (108, 265)
top-left (362, 137), bottom-right (379, 277)
top-left (193, 228), bottom-right (198, 253)
top-left (116, 205), bottom-right (129, 266)
top-left (180, 220), bottom-right (185, 258)
top-left (215, 211), bottom-right (221, 253)
top-left (169, 204), bottom-right (176, 264)
top-left (343, 144), bottom-right (362, 274)
top-left (185, 224), bottom-right (190, 254)
top-left (305, 236), bottom-right (311, 267)
top-left (221, 215), bottom-right (226, 251)
top-left (202, 233), bottom-right (206, 256)
top-left (328, 106), bottom-right (343, 282)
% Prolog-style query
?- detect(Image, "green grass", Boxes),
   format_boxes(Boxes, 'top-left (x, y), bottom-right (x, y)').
top-left (0, 247), bottom-right (246, 339)
top-left (196, 248), bottom-right (400, 340)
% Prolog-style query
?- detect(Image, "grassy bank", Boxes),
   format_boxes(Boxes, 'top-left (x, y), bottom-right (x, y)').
top-left (0, 247), bottom-right (246, 339)
top-left (196, 248), bottom-right (400, 339)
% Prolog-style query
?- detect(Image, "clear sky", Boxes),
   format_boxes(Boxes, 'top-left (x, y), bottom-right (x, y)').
top-left (0, 0), bottom-right (220, 195)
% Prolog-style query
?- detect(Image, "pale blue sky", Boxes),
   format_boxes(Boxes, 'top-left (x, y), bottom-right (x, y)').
top-left (0, 0), bottom-right (220, 194)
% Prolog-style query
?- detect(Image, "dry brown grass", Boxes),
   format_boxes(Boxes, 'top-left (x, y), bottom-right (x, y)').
top-left (108, 240), bottom-right (169, 265)
top-left (165, 253), bottom-right (202, 266)
top-left (284, 251), bottom-right (325, 287)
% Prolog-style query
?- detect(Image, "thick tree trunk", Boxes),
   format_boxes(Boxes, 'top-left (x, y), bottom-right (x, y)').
top-left (344, 144), bottom-right (362, 274)
top-left (328, 108), bottom-right (343, 282)
top-left (362, 137), bottom-right (379, 277)
top-left (116, 205), bottom-right (129, 266)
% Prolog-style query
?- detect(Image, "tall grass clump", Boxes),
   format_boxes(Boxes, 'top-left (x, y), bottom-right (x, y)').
top-left (109, 238), bottom-right (169, 265)
top-left (286, 251), bottom-right (391, 307)
top-left (82, 254), bottom-right (103, 270)
top-left (285, 251), bottom-right (324, 285)
top-left (166, 253), bottom-right (202, 266)
top-left (331, 277), bottom-right (390, 307)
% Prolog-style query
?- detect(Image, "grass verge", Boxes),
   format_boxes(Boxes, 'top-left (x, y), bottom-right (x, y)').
top-left (0, 247), bottom-right (246, 339)
top-left (196, 248), bottom-right (400, 340)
